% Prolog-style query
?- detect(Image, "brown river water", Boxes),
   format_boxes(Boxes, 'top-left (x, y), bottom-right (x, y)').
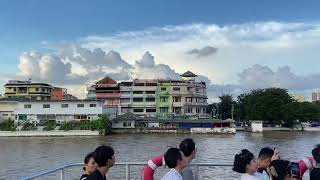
top-left (0, 131), bottom-right (319, 180)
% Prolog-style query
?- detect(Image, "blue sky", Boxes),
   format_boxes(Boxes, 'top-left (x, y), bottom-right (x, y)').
top-left (1, 0), bottom-right (320, 100)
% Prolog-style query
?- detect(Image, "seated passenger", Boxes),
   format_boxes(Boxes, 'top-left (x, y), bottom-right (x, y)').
top-left (161, 147), bottom-right (187, 180)
top-left (80, 152), bottom-right (97, 180)
top-left (310, 145), bottom-right (320, 180)
top-left (233, 149), bottom-right (262, 180)
top-left (87, 145), bottom-right (115, 180)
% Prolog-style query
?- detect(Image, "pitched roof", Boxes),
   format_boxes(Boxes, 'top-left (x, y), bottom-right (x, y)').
top-left (181, 71), bottom-right (197, 77)
top-left (96, 76), bottom-right (117, 85)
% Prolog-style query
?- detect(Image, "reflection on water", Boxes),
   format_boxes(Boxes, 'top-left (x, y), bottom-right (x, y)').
top-left (0, 132), bottom-right (319, 179)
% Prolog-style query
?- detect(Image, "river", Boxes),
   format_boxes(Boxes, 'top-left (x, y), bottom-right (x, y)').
top-left (0, 131), bottom-right (319, 180)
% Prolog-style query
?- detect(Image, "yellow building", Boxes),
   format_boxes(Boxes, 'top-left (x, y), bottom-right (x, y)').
top-left (4, 80), bottom-right (53, 100)
top-left (292, 94), bottom-right (306, 102)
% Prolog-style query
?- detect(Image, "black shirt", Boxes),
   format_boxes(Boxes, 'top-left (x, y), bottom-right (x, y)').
top-left (80, 174), bottom-right (88, 180)
top-left (86, 170), bottom-right (106, 180)
top-left (310, 168), bottom-right (320, 180)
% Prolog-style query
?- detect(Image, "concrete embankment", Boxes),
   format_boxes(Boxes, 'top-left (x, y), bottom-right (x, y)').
top-left (0, 130), bottom-right (100, 137)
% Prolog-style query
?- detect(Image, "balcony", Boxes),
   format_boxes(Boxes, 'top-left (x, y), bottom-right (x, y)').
top-left (184, 102), bottom-right (208, 106)
top-left (173, 102), bottom-right (183, 107)
top-left (96, 93), bottom-right (121, 99)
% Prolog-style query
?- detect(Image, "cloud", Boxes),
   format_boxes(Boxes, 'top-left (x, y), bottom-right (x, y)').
top-left (187, 46), bottom-right (218, 57)
top-left (8, 21), bottom-right (320, 99)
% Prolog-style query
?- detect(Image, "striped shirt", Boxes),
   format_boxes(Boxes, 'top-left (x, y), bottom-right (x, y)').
top-left (161, 168), bottom-right (183, 180)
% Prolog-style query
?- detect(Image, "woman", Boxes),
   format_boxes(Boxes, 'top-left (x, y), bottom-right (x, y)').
top-left (270, 160), bottom-right (298, 180)
top-left (80, 152), bottom-right (97, 180)
top-left (233, 149), bottom-right (261, 180)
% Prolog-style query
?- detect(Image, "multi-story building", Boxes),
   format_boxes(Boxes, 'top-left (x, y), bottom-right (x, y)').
top-left (87, 76), bottom-right (120, 118)
top-left (51, 87), bottom-right (67, 100)
top-left (13, 100), bottom-right (104, 124)
top-left (4, 80), bottom-right (53, 100)
top-left (117, 71), bottom-right (208, 118)
top-left (292, 94), bottom-right (306, 103)
top-left (0, 101), bottom-right (17, 122)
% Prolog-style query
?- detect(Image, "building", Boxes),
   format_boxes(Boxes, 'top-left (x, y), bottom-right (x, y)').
top-left (0, 101), bottom-right (17, 122)
top-left (87, 76), bottom-right (120, 118)
top-left (12, 100), bottom-right (104, 124)
top-left (117, 71), bottom-right (208, 118)
top-left (4, 80), bottom-right (53, 100)
top-left (312, 92), bottom-right (318, 102)
top-left (292, 94), bottom-right (306, 102)
top-left (51, 87), bottom-right (67, 100)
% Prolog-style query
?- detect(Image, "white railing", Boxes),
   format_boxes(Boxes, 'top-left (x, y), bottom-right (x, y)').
top-left (20, 162), bottom-right (233, 180)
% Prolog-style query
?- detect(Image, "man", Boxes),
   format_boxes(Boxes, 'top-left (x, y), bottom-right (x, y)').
top-left (87, 145), bottom-right (115, 180)
top-left (310, 145), bottom-right (320, 180)
top-left (179, 138), bottom-right (196, 180)
top-left (161, 147), bottom-right (187, 180)
top-left (257, 147), bottom-right (280, 180)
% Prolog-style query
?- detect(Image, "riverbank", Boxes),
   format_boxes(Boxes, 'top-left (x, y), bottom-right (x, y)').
top-left (0, 130), bottom-right (100, 137)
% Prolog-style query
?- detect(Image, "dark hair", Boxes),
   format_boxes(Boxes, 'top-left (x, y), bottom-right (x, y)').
top-left (83, 152), bottom-right (94, 171)
top-left (233, 149), bottom-right (255, 173)
top-left (93, 145), bottom-right (114, 167)
top-left (179, 138), bottom-right (195, 157)
top-left (164, 147), bottom-right (183, 168)
top-left (312, 147), bottom-right (320, 163)
top-left (258, 147), bottom-right (274, 160)
top-left (270, 160), bottom-right (290, 180)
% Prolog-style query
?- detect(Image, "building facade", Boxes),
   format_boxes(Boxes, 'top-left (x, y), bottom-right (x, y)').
top-left (4, 80), bottom-right (53, 100)
top-left (13, 100), bottom-right (104, 124)
top-left (0, 101), bottom-right (17, 122)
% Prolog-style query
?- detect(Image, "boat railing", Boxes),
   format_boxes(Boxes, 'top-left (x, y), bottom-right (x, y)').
top-left (20, 162), bottom-right (233, 180)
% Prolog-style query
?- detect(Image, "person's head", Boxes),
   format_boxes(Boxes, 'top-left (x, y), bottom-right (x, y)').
top-left (270, 160), bottom-right (296, 180)
top-left (312, 146), bottom-right (320, 164)
top-left (258, 147), bottom-right (274, 168)
top-left (93, 145), bottom-right (115, 168)
top-left (83, 152), bottom-right (97, 174)
top-left (179, 138), bottom-right (196, 159)
top-left (164, 147), bottom-right (187, 171)
top-left (233, 149), bottom-right (258, 175)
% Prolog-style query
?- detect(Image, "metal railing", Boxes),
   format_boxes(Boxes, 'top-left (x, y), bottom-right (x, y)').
top-left (20, 162), bottom-right (233, 180)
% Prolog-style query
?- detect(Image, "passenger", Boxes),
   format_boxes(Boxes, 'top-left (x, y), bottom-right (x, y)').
top-left (179, 138), bottom-right (196, 180)
top-left (269, 160), bottom-right (298, 180)
top-left (80, 152), bottom-right (97, 180)
top-left (87, 145), bottom-right (115, 180)
top-left (233, 149), bottom-right (261, 180)
top-left (257, 147), bottom-right (279, 179)
top-left (310, 145), bottom-right (320, 180)
top-left (161, 147), bottom-right (188, 180)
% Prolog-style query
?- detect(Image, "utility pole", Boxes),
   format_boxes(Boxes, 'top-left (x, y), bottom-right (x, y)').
top-left (231, 104), bottom-right (234, 120)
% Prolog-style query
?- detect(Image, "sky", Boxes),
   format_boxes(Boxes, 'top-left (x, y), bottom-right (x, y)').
top-left (1, 0), bottom-right (320, 101)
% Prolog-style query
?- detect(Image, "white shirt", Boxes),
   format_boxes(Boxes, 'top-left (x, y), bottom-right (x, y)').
top-left (161, 168), bottom-right (183, 180)
top-left (241, 172), bottom-right (264, 180)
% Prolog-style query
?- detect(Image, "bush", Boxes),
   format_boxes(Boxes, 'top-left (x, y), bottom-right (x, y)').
top-left (21, 122), bottom-right (37, 131)
top-left (91, 114), bottom-right (112, 135)
top-left (43, 120), bottom-right (56, 131)
top-left (0, 118), bottom-right (16, 131)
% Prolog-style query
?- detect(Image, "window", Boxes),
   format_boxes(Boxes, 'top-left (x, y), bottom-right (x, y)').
top-left (133, 98), bottom-right (143, 102)
top-left (173, 97), bottom-right (181, 102)
top-left (187, 87), bottom-right (193, 91)
top-left (90, 104), bottom-right (97, 107)
top-left (146, 109), bottom-right (156, 113)
top-left (160, 107), bottom-right (169, 113)
top-left (186, 97), bottom-right (193, 103)
top-left (161, 87), bottom-right (166, 91)
top-left (134, 83), bottom-right (145, 86)
top-left (186, 107), bottom-right (193, 113)
top-left (146, 97), bottom-right (155, 102)
top-left (61, 104), bottom-right (68, 108)
top-left (123, 122), bottom-right (132, 127)
top-left (41, 88), bottom-right (45, 92)
top-left (24, 104), bottom-right (31, 109)
top-left (146, 91), bottom-right (155, 94)
top-left (35, 88), bottom-right (39, 91)
top-left (196, 107), bottom-right (201, 113)
top-left (160, 97), bottom-right (168, 102)
top-left (173, 87), bottom-right (180, 91)
top-left (146, 83), bottom-right (157, 86)
top-left (74, 115), bottom-right (87, 119)
top-left (133, 108), bottom-right (144, 112)
top-left (2, 114), bottom-right (8, 116)
top-left (77, 104), bottom-right (84, 108)
top-left (133, 91), bottom-right (143, 94)
top-left (43, 104), bottom-right (50, 108)
top-left (196, 88), bottom-right (200, 93)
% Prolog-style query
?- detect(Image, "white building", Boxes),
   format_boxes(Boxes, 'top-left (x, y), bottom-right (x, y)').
top-left (0, 101), bottom-right (17, 122)
top-left (13, 100), bottom-right (104, 124)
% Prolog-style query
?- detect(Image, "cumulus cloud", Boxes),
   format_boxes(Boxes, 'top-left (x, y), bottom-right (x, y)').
top-left (187, 46), bottom-right (218, 57)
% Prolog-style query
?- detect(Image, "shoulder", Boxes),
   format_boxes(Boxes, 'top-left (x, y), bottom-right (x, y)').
top-left (240, 173), bottom-right (262, 180)
top-left (80, 174), bottom-right (88, 180)
top-left (181, 166), bottom-right (194, 180)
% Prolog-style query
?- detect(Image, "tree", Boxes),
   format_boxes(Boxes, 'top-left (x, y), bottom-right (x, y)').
top-left (218, 94), bottom-right (235, 120)
top-left (91, 114), bottom-right (112, 135)
top-left (0, 118), bottom-right (16, 131)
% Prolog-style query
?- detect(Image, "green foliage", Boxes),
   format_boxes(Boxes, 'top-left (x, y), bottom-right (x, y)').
top-left (43, 120), bottom-right (56, 131)
top-left (21, 122), bottom-right (37, 131)
top-left (58, 114), bottom-right (112, 135)
top-left (218, 94), bottom-right (235, 120)
top-left (0, 118), bottom-right (16, 131)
